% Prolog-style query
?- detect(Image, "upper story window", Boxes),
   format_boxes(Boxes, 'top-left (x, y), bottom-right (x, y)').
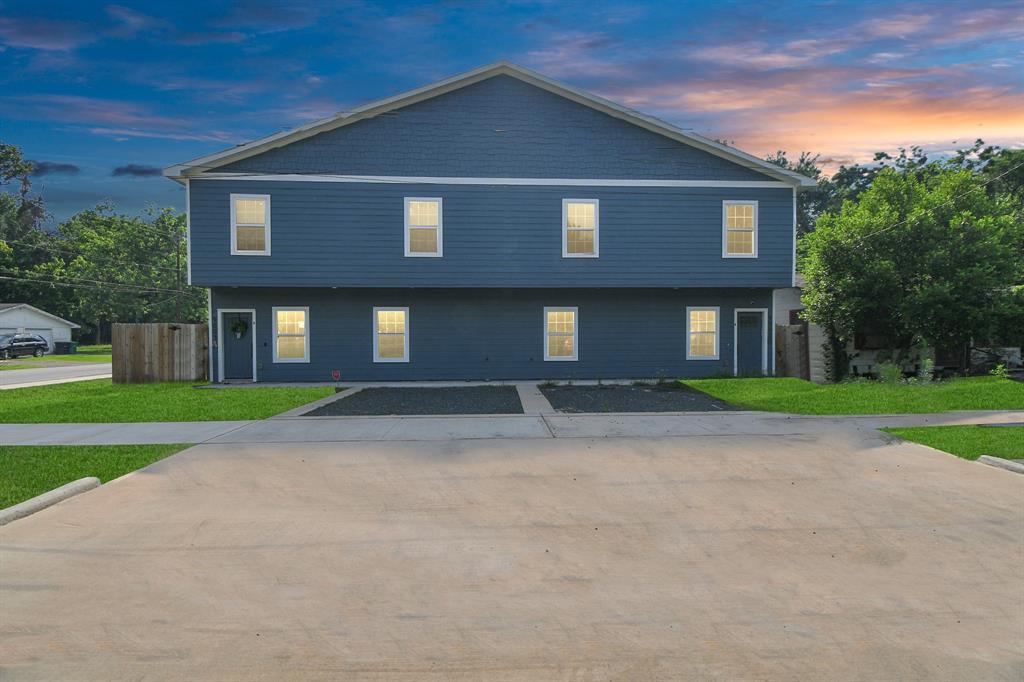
top-left (374, 307), bottom-right (409, 362)
top-left (231, 194), bottom-right (270, 256)
top-left (405, 198), bottom-right (442, 257)
top-left (722, 201), bottom-right (757, 258)
top-left (563, 199), bottom-right (599, 257)
top-left (272, 307), bottom-right (309, 363)
top-left (686, 306), bottom-right (719, 360)
top-left (544, 307), bottom-right (578, 361)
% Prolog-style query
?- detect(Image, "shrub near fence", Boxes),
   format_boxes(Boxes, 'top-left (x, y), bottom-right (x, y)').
top-left (112, 323), bottom-right (208, 383)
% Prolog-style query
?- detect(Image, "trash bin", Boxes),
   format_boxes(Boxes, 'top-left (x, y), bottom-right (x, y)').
top-left (55, 341), bottom-right (78, 354)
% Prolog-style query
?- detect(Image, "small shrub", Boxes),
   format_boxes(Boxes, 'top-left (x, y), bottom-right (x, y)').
top-left (877, 362), bottom-right (903, 384)
top-left (917, 357), bottom-right (935, 384)
top-left (990, 363), bottom-right (1008, 379)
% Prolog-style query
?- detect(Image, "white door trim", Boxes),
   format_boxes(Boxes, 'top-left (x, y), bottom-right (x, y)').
top-left (733, 308), bottom-right (769, 376)
top-left (217, 308), bottom-right (257, 382)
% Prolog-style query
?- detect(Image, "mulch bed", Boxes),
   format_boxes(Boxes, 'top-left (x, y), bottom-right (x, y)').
top-left (540, 383), bottom-right (740, 413)
top-left (305, 386), bottom-right (524, 416)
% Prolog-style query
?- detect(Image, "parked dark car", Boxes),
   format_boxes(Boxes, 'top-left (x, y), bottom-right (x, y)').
top-left (0, 333), bottom-right (49, 359)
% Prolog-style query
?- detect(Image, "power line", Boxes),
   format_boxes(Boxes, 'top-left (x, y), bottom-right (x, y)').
top-left (2, 236), bottom-right (183, 275)
top-left (0, 269), bottom-right (185, 294)
top-left (0, 275), bottom-right (179, 296)
top-left (853, 158), bottom-right (1024, 244)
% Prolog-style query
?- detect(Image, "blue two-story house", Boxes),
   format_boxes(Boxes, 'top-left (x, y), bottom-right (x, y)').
top-left (165, 62), bottom-right (813, 382)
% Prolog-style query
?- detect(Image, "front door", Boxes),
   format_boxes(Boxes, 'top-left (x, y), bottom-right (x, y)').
top-left (736, 311), bottom-right (765, 376)
top-left (221, 311), bottom-right (254, 381)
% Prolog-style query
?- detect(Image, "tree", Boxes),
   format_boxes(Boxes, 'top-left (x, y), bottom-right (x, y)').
top-left (800, 168), bottom-right (1024, 375)
top-left (764, 151), bottom-right (828, 236)
top-left (41, 205), bottom-right (205, 340)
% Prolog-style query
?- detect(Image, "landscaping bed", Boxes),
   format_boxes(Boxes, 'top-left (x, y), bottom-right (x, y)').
top-left (540, 383), bottom-right (738, 413)
top-left (683, 376), bottom-right (1024, 415)
top-left (883, 425), bottom-right (1024, 461)
top-left (0, 444), bottom-right (191, 508)
top-left (305, 386), bottom-right (524, 416)
top-left (0, 379), bottom-right (334, 423)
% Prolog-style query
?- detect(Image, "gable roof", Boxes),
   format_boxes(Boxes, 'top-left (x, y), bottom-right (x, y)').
top-left (0, 303), bottom-right (80, 329)
top-left (165, 61), bottom-right (815, 188)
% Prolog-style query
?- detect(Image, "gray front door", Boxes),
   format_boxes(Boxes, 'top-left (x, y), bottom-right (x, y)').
top-left (221, 312), bottom-right (253, 381)
top-left (736, 311), bottom-right (765, 376)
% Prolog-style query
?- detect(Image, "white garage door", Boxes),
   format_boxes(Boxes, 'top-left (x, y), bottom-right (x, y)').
top-left (27, 328), bottom-right (54, 353)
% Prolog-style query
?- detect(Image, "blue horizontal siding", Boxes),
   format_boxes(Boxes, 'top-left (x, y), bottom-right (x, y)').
top-left (210, 287), bottom-right (773, 382)
top-left (217, 75), bottom-right (773, 181)
top-left (190, 181), bottom-right (793, 288)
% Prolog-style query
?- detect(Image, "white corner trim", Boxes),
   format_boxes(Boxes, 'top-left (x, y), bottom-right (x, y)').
top-left (791, 186), bottom-right (798, 287)
top-left (185, 178), bottom-right (192, 285)
top-left (372, 306), bottom-right (410, 363)
top-left (685, 306), bottom-right (720, 360)
top-left (229, 193), bottom-right (271, 256)
top-left (733, 308), bottom-right (769, 376)
top-left (722, 200), bottom-right (759, 259)
top-left (561, 198), bottom-right (599, 258)
top-left (195, 173), bottom-right (792, 188)
top-left (543, 306), bottom-right (579, 361)
top-left (271, 306), bottom-right (310, 363)
top-left (216, 308), bottom-right (257, 382)
top-left (403, 197), bottom-right (443, 257)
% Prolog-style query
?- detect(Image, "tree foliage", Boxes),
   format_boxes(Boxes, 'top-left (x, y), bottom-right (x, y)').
top-left (0, 141), bottom-right (203, 340)
top-left (800, 167), bottom-right (1024, 361)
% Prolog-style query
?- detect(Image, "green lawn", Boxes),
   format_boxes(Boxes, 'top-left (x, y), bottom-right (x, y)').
top-left (0, 364), bottom-right (33, 371)
top-left (0, 444), bottom-right (190, 508)
top-left (34, 343), bottom-right (113, 363)
top-left (683, 376), bottom-right (1024, 415)
top-left (883, 425), bottom-right (1024, 461)
top-left (0, 379), bottom-right (334, 423)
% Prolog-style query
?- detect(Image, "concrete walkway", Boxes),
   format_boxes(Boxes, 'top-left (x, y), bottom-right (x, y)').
top-left (0, 362), bottom-right (112, 390)
top-left (2, 410), bottom-right (1022, 446)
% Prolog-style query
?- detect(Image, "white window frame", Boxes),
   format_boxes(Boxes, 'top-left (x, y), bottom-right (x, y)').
top-left (543, 306), bottom-right (579, 361)
top-left (686, 306), bottom-right (720, 360)
top-left (562, 198), bottom-right (599, 258)
top-left (722, 200), bottom-right (758, 259)
top-left (404, 197), bottom-right (442, 257)
top-left (230, 193), bottom-right (271, 256)
top-left (373, 306), bottom-right (409, 363)
top-left (271, 306), bottom-right (310, 363)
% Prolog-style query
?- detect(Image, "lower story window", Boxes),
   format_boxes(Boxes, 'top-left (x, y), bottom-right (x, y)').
top-left (273, 307), bottom-right (309, 362)
top-left (544, 307), bottom-right (578, 361)
top-left (374, 307), bottom-right (409, 362)
top-left (687, 306), bottom-right (719, 359)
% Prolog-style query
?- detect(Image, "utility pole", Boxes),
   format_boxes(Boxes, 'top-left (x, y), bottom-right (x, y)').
top-left (174, 229), bottom-right (181, 322)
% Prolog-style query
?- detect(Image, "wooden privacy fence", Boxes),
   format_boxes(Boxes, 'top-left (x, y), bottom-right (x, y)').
top-left (775, 323), bottom-right (810, 380)
top-left (112, 323), bottom-right (208, 383)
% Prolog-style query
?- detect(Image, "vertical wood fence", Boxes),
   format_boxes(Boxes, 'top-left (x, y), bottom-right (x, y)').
top-left (112, 323), bottom-right (208, 383)
top-left (775, 323), bottom-right (810, 380)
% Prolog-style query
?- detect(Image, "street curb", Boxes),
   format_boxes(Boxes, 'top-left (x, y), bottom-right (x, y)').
top-left (0, 477), bottom-right (100, 526)
top-left (978, 456), bottom-right (1024, 474)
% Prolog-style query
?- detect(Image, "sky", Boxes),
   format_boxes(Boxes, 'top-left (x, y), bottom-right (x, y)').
top-left (2, 0), bottom-right (1022, 223)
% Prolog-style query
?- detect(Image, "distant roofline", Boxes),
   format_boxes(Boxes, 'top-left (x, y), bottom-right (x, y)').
top-left (0, 303), bottom-right (80, 328)
top-left (164, 60), bottom-right (816, 188)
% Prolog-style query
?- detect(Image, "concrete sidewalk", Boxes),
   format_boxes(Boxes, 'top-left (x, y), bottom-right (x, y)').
top-left (2, 410), bottom-right (1022, 446)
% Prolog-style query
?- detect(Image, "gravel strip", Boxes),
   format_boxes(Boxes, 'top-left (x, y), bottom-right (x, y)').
top-left (304, 386), bottom-right (524, 416)
top-left (540, 383), bottom-right (739, 413)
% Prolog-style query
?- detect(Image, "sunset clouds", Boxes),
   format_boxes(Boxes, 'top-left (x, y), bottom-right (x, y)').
top-left (1, 0), bottom-right (1021, 219)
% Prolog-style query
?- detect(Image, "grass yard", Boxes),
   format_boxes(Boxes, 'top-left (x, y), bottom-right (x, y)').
top-left (683, 376), bottom-right (1024, 415)
top-left (883, 425), bottom-right (1024, 461)
top-left (0, 364), bottom-right (33, 371)
top-left (34, 344), bottom-right (113, 363)
top-left (0, 444), bottom-right (190, 508)
top-left (0, 379), bottom-right (334, 423)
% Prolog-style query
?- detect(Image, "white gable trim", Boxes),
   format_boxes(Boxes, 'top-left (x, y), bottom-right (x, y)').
top-left (0, 304), bottom-right (80, 329)
top-left (165, 62), bottom-right (815, 188)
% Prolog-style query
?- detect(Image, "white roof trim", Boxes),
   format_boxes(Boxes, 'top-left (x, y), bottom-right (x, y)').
top-left (0, 304), bottom-right (81, 329)
top-left (194, 173), bottom-right (793, 188)
top-left (165, 61), bottom-right (815, 188)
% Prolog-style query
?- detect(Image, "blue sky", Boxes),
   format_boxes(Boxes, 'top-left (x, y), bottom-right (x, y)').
top-left (2, 0), bottom-right (1022, 223)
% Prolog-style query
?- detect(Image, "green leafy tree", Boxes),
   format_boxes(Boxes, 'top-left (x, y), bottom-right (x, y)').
top-left (765, 150), bottom-right (827, 235)
top-left (800, 168), bottom-right (1024, 375)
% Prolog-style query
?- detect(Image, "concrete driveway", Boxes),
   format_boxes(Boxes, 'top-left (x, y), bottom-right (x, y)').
top-left (1, 427), bottom-right (1021, 680)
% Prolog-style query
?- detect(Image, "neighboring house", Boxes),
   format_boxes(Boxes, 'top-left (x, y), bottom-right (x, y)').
top-left (0, 303), bottom-right (79, 353)
top-left (165, 61), bottom-right (814, 382)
